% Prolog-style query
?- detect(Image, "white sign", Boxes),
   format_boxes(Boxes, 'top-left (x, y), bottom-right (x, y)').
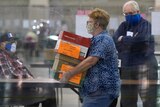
top-left (108, 17), bottom-right (119, 30)
top-left (151, 12), bottom-right (160, 35)
top-left (75, 15), bottom-right (92, 38)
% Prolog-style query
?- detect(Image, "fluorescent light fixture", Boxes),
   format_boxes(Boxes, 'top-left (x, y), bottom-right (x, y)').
top-left (47, 35), bottom-right (58, 41)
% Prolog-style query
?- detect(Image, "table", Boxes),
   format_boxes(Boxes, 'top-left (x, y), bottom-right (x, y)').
top-left (0, 78), bottom-right (77, 89)
top-left (1, 78), bottom-right (160, 106)
top-left (0, 78), bottom-right (78, 106)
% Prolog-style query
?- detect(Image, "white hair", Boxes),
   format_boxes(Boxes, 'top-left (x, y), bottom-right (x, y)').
top-left (123, 0), bottom-right (140, 12)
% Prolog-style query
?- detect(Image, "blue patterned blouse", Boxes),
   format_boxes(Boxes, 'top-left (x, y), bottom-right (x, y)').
top-left (80, 31), bottom-right (121, 99)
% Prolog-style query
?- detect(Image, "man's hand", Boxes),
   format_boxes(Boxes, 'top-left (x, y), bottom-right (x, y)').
top-left (118, 36), bottom-right (123, 42)
top-left (59, 71), bottom-right (72, 83)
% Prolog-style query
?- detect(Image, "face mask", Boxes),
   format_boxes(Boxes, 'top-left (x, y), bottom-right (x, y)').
top-left (5, 43), bottom-right (16, 53)
top-left (125, 14), bottom-right (141, 26)
top-left (86, 23), bottom-right (95, 34)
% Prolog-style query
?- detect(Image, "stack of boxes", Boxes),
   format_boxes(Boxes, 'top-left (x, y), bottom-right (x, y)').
top-left (52, 31), bottom-right (91, 86)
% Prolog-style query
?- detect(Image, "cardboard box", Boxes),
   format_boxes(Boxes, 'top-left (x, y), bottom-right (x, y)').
top-left (53, 63), bottom-right (85, 86)
top-left (52, 54), bottom-right (81, 72)
top-left (58, 31), bottom-right (91, 47)
top-left (44, 49), bottom-right (56, 60)
top-left (55, 39), bottom-right (89, 60)
top-left (52, 54), bottom-right (85, 86)
top-left (52, 31), bottom-right (90, 85)
top-left (59, 64), bottom-right (85, 85)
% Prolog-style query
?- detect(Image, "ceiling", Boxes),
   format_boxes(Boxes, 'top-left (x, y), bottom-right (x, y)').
top-left (49, 0), bottom-right (155, 15)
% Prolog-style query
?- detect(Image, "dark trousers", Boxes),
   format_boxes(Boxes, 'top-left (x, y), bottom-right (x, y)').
top-left (109, 98), bottom-right (118, 107)
top-left (25, 98), bottom-right (57, 107)
top-left (79, 93), bottom-right (118, 107)
top-left (120, 65), bottom-right (158, 107)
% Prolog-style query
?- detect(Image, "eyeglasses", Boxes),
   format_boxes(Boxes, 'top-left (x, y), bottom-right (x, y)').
top-left (86, 21), bottom-right (94, 24)
top-left (123, 11), bottom-right (137, 16)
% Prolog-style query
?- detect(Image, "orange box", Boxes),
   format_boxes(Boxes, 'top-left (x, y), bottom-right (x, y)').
top-left (57, 40), bottom-right (80, 59)
top-left (59, 64), bottom-right (83, 85)
top-left (55, 40), bottom-right (89, 60)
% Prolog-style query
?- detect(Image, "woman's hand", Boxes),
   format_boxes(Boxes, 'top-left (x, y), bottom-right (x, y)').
top-left (59, 71), bottom-right (72, 83)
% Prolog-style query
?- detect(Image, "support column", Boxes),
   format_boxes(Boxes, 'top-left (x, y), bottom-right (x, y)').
top-left (28, 0), bottom-right (49, 22)
top-left (155, 0), bottom-right (160, 10)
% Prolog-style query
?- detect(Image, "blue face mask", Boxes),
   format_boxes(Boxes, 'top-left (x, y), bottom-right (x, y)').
top-left (125, 14), bottom-right (141, 26)
top-left (5, 43), bottom-right (16, 53)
